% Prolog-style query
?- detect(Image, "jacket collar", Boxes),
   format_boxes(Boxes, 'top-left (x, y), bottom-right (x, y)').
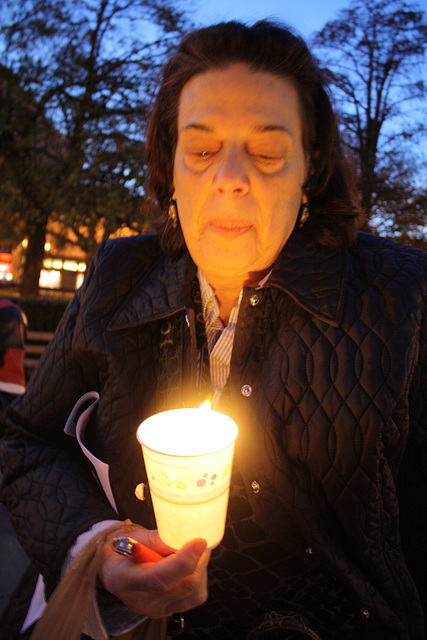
top-left (267, 227), bottom-right (348, 327)
top-left (108, 227), bottom-right (348, 330)
top-left (108, 248), bottom-right (196, 330)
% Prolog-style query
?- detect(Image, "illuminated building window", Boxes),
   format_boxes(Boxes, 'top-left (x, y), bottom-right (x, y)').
top-left (76, 272), bottom-right (85, 289)
top-left (39, 269), bottom-right (61, 289)
top-left (63, 260), bottom-right (78, 272)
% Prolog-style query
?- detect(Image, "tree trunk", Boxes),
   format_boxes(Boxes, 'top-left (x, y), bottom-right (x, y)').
top-left (20, 221), bottom-right (47, 297)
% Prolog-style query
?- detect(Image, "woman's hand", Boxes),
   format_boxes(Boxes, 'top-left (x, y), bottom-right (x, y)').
top-left (99, 527), bottom-right (210, 618)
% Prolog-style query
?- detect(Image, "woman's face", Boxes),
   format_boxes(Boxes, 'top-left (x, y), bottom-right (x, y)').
top-left (173, 63), bottom-right (308, 287)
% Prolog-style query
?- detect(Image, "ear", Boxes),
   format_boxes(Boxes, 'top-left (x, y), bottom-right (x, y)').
top-left (303, 149), bottom-right (319, 195)
top-left (308, 150), bottom-right (320, 177)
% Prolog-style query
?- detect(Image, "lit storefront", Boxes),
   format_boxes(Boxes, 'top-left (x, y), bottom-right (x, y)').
top-left (17, 233), bottom-right (89, 293)
top-left (39, 256), bottom-right (87, 291)
top-left (0, 252), bottom-right (14, 284)
top-left (9, 222), bottom-right (138, 293)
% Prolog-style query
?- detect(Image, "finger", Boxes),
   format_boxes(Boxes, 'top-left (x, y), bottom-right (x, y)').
top-left (126, 538), bottom-right (208, 593)
top-left (160, 550), bottom-right (210, 615)
top-left (125, 528), bottom-right (176, 557)
top-left (100, 536), bottom-right (208, 593)
top-left (107, 527), bottom-right (174, 558)
top-left (128, 549), bottom-right (211, 618)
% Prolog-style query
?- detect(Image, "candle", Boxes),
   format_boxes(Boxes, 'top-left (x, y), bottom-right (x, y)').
top-left (137, 406), bottom-right (238, 550)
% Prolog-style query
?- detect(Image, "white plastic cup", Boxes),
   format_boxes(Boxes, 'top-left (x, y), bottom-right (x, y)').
top-left (137, 407), bottom-right (238, 550)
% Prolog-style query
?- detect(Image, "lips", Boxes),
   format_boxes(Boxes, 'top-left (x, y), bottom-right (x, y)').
top-left (208, 220), bottom-right (253, 239)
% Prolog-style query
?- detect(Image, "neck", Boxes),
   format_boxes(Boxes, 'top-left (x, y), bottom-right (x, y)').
top-left (216, 290), bottom-right (240, 325)
top-left (203, 269), bottom-right (268, 324)
top-left (201, 274), bottom-right (242, 325)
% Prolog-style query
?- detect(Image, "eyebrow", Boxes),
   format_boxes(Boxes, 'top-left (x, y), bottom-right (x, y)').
top-left (182, 123), bottom-right (213, 132)
top-left (181, 123), bottom-right (292, 135)
top-left (253, 124), bottom-right (291, 134)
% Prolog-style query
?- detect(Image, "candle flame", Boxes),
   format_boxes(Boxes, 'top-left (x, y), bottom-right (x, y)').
top-left (199, 399), bottom-right (211, 411)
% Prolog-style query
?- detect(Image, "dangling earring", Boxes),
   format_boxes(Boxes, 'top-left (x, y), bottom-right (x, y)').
top-left (299, 202), bottom-right (310, 228)
top-left (168, 199), bottom-right (178, 228)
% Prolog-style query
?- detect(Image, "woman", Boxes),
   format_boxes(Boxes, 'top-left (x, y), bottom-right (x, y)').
top-left (1, 20), bottom-right (426, 640)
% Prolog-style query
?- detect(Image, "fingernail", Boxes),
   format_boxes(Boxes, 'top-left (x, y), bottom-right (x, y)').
top-left (189, 538), bottom-right (208, 556)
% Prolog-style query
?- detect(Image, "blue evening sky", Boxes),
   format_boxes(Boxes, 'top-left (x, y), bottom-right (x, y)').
top-left (190, 0), bottom-right (352, 38)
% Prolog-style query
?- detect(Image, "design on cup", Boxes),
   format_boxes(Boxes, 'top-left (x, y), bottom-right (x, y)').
top-left (148, 464), bottom-right (231, 493)
top-left (197, 473), bottom-right (217, 487)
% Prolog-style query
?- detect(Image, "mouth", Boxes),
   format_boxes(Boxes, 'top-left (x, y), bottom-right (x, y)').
top-left (208, 220), bottom-right (253, 239)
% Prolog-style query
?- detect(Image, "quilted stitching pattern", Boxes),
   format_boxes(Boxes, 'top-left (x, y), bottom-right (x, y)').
top-left (224, 234), bottom-right (427, 637)
top-left (0, 230), bottom-right (426, 637)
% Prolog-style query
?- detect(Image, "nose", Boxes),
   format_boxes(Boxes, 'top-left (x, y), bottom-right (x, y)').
top-left (213, 145), bottom-right (249, 195)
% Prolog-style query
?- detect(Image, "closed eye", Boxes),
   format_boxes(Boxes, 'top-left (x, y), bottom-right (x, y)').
top-left (193, 150), bottom-right (214, 158)
top-left (249, 151), bottom-right (286, 172)
top-left (251, 153), bottom-right (283, 161)
top-left (185, 145), bottom-right (221, 170)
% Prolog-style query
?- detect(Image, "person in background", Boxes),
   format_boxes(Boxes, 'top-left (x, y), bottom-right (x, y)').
top-left (1, 20), bottom-right (426, 640)
top-left (0, 299), bottom-right (26, 415)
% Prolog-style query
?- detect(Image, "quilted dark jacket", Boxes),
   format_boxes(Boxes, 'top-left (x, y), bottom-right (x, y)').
top-left (1, 227), bottom-right (427, 639)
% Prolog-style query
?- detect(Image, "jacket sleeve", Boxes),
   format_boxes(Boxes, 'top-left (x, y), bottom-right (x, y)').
top-left (398, 297), bottom-right (427, 619)
top-left (0, 242), bottom-right (119, 596)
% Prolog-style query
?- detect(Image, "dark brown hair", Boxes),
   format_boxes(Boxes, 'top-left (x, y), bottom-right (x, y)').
top-left (145, 20), bottom-right (361, 253)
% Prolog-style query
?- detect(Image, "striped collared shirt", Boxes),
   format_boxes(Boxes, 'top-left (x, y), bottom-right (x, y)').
top-left (197, 269), bottom-right (243, 408)
top-left (197, 268), bottom-right (270, 408)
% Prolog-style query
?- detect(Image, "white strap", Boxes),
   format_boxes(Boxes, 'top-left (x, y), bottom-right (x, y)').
top-left (21, 574), bottom-right (46, 632)
top-left (64, 391), bottom-right (118, 513)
